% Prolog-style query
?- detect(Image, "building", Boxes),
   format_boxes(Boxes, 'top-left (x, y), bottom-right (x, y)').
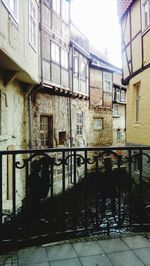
top-left (89, 51), bottom-right (113, 147)
top-left (113, 71), bottom-right (126, 146)
top-left (89, 51), bottom-right (126, 147)
top-left (0, 0), bottom-right (40, 209)
top-left (31, 1), bottom-right (90, 150)
top-left (118, 0), bottom-right (150, 146)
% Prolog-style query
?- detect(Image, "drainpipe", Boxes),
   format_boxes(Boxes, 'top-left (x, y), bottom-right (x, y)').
top-left (69, 43), bottom-right (74, 148)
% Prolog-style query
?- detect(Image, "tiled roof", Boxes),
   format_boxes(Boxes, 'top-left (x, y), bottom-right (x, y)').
top-left (118, 0), bottom-right (134, 19)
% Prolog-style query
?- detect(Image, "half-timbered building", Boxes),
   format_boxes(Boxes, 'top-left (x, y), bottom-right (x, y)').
top-left (118, 0), bottom-right (150, 145)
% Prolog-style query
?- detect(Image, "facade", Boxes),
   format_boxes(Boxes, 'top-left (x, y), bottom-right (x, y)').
top-left (89, 52), bottom-right (126, 147)
top-left (0, 0), bottom-right (40, 209)
top-left (118, 0), bottom-right (150, 145)
top-left (113, 71), bottom-right (126, 146)
top-left (31, 0), bottom-right (90, 150)
top-left (89, 52), bottom-right (113, 147)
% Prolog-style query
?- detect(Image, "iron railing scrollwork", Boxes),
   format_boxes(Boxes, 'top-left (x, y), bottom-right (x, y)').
top-left (0, 146), bottom-right (150, 250)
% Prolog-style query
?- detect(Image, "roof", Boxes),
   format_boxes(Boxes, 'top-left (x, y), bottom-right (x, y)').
top-left (90, 52), bottom-right (122, 74)
top-left (118, 0), bottom-right (134, 19)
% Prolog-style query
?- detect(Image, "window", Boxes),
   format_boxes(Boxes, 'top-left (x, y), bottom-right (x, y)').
top-left (73, 56), bottom-right (78, 77)
top-left (53, 0), bottom-right (60, 15)
top-left (51, 42), bottom-right (60, 64)
top-left (62, 0), bottom-right (69, 22)
top-left (76, 112), bottom-right (83, 135)
top-left (94, 118), bottom-right (103, 130)
top-left (29, 0), bottom-right (36, 49)
top-left (113, 104), bottom-right (119, 116)
top-left (135, 83), bottom-right (140, 123)
top-left (2, 0), bottom-right (18, 20)
top-left (117, 129), bottom-right (122, 141)
top-left (121, 90), bottom-right (125, 102)
top-left (80, 61), bottom-right (86, 81)
top-left (103, 71), bottom-right (112, 92)
top-left (59, 131), bottom-right (66, 145)
top-left (116, 90), bottom-right (120, 101)
top-left (142, 0), bottom-right (150, 30)
top-left (40, 115), bottom-right (53, 148)
top-left (61, 49), bottom-right (68, 69)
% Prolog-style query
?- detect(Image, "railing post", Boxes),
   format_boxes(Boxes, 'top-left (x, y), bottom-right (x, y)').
top-left (62, 151), bottom-right (66, 232)
top-left (128, 149), bottom-right (132, 226)
top-left (73, 150), bottom-right (77, 231)
top-left (12, 154), bottom-right (16, 218)
top-left (84, 150), bottom-right (88, 231)
top-left (0, 155), bottom-right (2, 242)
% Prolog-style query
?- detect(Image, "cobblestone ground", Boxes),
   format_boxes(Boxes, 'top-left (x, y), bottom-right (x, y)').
top-left (1, 234), bottom-right (150, 265)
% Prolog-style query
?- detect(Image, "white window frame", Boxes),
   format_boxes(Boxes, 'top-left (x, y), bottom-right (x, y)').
top-left (116, 90), bottom-right (120, 102)
top-left (120, 90), bottom-right (125, 102)
top-left (2, 0), bottom-right (18, 22)
top-left (61, 48), bottom-right (68, 69)
top-left (142, 0), bottom-right (150, 30)
top-left (51, 42), bottom-right (60, 64)
top-left (135, 83), bottom-right (141, 123)
top-left (80, 61), bottom-right (86, 81)
top-left (62, 0), bottom-right (69, 23)
top-left (73, 56), bottom-right (79, 77)
top-left (113, 104), bottom-right (120, 116)
top-left (29, 0), bottom-right (37, 50)
top-left (53, 0), bottom-right (60, 15)
top-left (103, 71), bottom-right (112, 92)
top-left (76, 112), bottom-right (83, 135)
top-left (94, 118), bottom-right (103, 130)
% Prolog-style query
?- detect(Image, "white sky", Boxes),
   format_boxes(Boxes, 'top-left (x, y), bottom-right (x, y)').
top-left (71, 0), bottom-right (122, 68)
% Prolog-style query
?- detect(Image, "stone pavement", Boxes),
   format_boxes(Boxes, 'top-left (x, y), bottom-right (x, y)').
top-left (1, 234), bottom-right (150, 265)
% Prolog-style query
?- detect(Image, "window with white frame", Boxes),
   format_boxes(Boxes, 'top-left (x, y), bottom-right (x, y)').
top-left (135, 83), bottom-right (141, 123)
top-left (29, 0), bottom-right (36, 49)
top-left (80, 61), bottom-right (86, 81)
top-left (73, 56), bottom-right (78, 77)
top-left (51, 42), bottom-right (60, 64)
top-left (142, 0), bottom-right (150, 30)
top-left (121, 90), bottom-right (125, 102)
top-left (103, 71), bottom-right (112, 92)
top-left (116, 89), bottom-right (120, 101)
top-left (113, 104), bottom-right (119, 116)
top-left (94, 118), bottom-right (103, 130)
top-left (76, 112), bottom-right (83, 135)
top-left (61, 49), bottom-right (68, 69)
top-left (62, 0), bottom-right (69, 22)
top-left (2, 0), bottom-right (18, 20)
top-left (53, 0), bottom-right (60, 15)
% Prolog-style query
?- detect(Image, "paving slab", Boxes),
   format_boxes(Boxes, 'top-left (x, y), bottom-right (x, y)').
top-left (46, 243), bottom-right (77, 261)
top-left (18, 247), bottom-right (48, 266)
top-left (72, 240), bottom-right (103, 257)
top-left (107, 250), bottom-right (144, 266)
top-left (97, 238), bottom-right (129, 253)
top-left (79, 254), bottom-right (113, 266)
top-left (122, 235), bottom-right (150, 249)
top-left (50, 258), bottom-right (82, 266)
top-left (133, 247), bottom-right (150, 265)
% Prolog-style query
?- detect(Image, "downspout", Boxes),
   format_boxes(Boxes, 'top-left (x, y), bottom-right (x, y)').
top-left (69, 43), bottom-right (74, 148)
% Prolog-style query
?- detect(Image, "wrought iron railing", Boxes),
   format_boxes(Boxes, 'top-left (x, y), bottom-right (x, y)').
top-left (0, 146), bottom-right (150, 251)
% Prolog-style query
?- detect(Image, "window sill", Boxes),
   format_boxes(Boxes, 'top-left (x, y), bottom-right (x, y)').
top-left (113, 115), bottom-right (120, 118)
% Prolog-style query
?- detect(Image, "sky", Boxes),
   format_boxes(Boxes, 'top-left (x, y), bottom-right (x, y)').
top-left (71, 0), bottom-right (122, 68)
